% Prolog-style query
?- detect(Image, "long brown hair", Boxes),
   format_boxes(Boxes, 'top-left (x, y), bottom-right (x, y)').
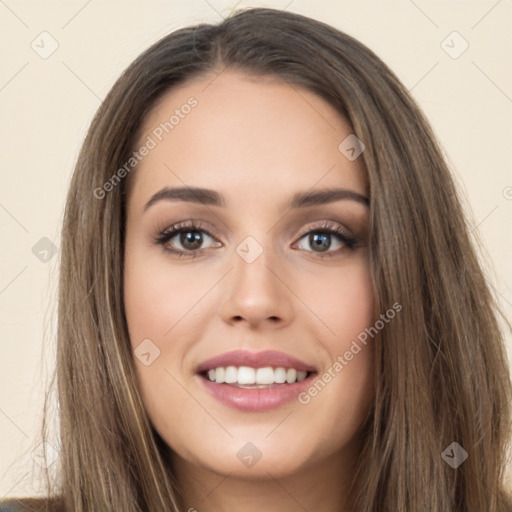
top-left (6, 6), bottom-right (512, 511)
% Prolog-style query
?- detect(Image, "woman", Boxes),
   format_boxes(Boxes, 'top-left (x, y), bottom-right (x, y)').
top-left (2, 6), bottom-right (511, 511)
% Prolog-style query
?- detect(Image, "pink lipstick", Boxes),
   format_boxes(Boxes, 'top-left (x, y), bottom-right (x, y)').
top-left (195, 350), bottom-right (318, 412)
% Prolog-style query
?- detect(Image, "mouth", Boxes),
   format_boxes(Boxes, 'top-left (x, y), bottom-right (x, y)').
top-left (194, 349), bottom-right (318, 411)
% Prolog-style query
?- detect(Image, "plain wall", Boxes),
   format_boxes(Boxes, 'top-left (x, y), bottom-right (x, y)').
top-left (1, 0), bottom-right (511, 498)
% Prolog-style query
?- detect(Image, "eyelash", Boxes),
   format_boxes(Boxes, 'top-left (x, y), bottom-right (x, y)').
top-left (151, 220), bottom-right (358, 259)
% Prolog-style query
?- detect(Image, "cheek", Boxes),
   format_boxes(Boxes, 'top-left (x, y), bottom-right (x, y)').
top-left (123, 252), bottom-right (195, 433)
top-left (297, 258), bottom-right (376, 428)
top-left (123, 243), bottom-right (217, 420)
top-left (123, 245), bottom-right (206, 347)
top-left (302, 257), bottom-right (375, 340)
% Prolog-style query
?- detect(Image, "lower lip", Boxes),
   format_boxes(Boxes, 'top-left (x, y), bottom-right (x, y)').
top-left (196, 372), bottom-right (316, 412)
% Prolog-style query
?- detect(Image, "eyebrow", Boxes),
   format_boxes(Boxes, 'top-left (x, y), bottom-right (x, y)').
top-left (143, 186), bottom-right (369, 212)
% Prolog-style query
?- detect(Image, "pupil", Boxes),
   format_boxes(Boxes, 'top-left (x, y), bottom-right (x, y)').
top-left (181, 231), bottom-right (202, 250)
top-left (310, 233), bottom-right (330, 252)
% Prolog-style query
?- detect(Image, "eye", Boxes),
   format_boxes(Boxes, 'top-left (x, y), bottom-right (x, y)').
top-left (152, 221), bottom-right (219, 258)
top-left (294, 221), bottom-right (358, 258)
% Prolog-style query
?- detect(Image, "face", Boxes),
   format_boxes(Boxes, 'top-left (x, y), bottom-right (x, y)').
top-left (123, 70), bottom-right (375, 482)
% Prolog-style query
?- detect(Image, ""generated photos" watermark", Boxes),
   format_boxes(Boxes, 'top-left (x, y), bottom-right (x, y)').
top-left (298, 302), bottom-right (402, 404)
top-left (93, 96), bottom-right (198, 199)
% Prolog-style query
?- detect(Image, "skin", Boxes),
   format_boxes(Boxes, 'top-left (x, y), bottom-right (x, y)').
top-left (123, 70), bottom-right (375, 512)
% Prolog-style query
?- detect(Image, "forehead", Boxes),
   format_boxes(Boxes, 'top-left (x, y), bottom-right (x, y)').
top-left (127, 71), bottom-right (368, 212)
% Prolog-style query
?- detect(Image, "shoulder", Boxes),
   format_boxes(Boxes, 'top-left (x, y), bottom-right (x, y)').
top-left (0, 498), bottom-right (64, 512)
top-left (0, 500), bottom-right (23, 512)
top-left (0, 500), bottom-right (24, 512)
top-left (0, 504), bottom-right (17, 512)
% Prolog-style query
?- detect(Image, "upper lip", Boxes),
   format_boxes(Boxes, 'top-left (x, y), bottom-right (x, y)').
top-left (195, 349), bottom-right (317, 374)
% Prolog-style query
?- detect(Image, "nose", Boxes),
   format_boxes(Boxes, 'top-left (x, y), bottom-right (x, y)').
top-left (219, 240), bottom-right (294, 329)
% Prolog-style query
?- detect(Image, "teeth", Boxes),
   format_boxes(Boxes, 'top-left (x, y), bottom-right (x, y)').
top-left (224, 366), bottom-right (238, 383)
top-left (205, 366), bottom-right (309, 385)
top-left (274, 367), bottom-right (287, 383)
top-left (286, 368), bottom-right (297, 383)
top-left (256, 367), bottom-right (274, 385)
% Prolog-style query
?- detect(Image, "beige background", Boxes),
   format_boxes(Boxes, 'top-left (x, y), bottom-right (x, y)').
top-left (1, 0), bottom-right (511, 499)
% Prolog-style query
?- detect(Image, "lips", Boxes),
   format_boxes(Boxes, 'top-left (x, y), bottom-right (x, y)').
top-left (194, 350), bottom-right (318, 412)
top-left (195, 349), bottom-right (317, 374)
